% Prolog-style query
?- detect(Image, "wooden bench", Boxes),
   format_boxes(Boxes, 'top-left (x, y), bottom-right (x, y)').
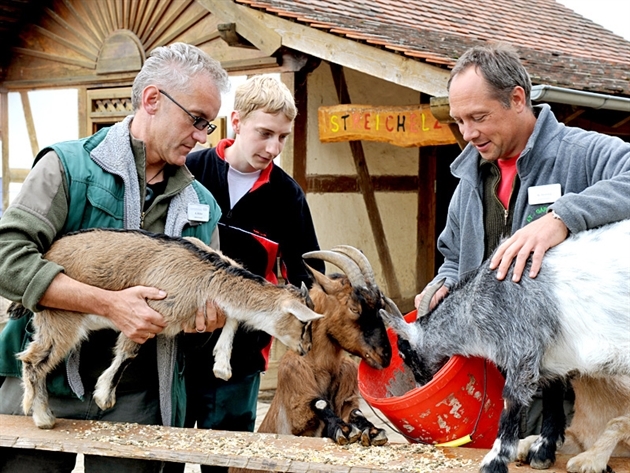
top-left (1, 415), bottom-right (629, 472)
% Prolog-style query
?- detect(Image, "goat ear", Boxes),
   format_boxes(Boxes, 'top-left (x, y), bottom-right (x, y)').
top-left (305, 265), bottom-right (335, 294)
top-left (379, 308), bottom-right (405, 330)
top-left (300, 282), bottom-right (315, 310)
top-left (290, 303), bottom-right (325, 322)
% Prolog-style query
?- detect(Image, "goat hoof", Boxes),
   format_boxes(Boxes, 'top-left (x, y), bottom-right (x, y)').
top-left (566, 452), bottom-right (609, 473)
top-left (360, 429), bottom-right (371, 447)
top-left (517, 435), bottom-right (539, 462)
top-left (347, 424), bottom-right (361, 444)
top-left (530, 459), bottom-right (554, 470)
top-left (213, 365), bottom-right (232, 381)
top-left (368, 427), bottom-right (388, 446)
top-left (527, 436), bottom-right (557, 469)
top-left (334, 429), bottom-right (349, 445)
top-left (93, 389), bottom-right (116, 411)
top-left (33, 409), bottom-right (56, 429)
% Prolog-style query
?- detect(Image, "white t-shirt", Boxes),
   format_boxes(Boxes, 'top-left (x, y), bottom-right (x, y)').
top-left (227, 166), bottom-right (261, 209)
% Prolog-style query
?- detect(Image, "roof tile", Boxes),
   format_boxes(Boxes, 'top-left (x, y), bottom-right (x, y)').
top-left (235, 0), bottom-right (630, 96)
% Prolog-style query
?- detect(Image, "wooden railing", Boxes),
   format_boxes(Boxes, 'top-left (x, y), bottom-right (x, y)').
top-left (1, 415), bottom-right (628, 472)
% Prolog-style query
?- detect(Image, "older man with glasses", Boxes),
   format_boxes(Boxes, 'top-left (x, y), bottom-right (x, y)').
top-left (159, 89), bottom-right (218, 135)
top-left (0, 43), bottom-right (229, 473)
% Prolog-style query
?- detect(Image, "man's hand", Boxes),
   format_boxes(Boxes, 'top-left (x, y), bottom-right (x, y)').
top-left (105, 286), bottom-right (168, 344)
top-left (184, 301), bottom-right (227, 333)
top-left (39, 274), bottom-right (168, 345)
top-left (490, 212), bottom-right (569, 282)
top-left (414, 285), bottom-right (450, 313)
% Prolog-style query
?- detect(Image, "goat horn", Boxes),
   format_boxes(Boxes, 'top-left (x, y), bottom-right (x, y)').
top-left (331, 245), bottom-right (377, 287)
top-left (417, 278), bottom-right (446, 316)
top-left (303, 250), bottom-right (366, 288)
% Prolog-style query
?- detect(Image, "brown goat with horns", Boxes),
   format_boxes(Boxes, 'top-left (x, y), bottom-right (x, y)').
top-left (230, 245), bottom-right (395, 473)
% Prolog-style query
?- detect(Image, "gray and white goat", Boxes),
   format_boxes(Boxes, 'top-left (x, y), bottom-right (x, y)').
top-left (380, 219), bottom-right (630, 473)
top-left (16, 228), bottom-right (323, 429)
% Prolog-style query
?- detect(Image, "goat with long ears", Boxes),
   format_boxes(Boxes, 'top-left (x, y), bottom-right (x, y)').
top-left (380, 219), bottom-right (630, 473)
top-left (231, 245), bottom-right (393, 473)
top-left (16, 228), bottom-right (323, 429)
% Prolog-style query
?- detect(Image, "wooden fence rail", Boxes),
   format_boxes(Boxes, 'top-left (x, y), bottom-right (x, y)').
top-left (2, 415), bottom-right (629, 472)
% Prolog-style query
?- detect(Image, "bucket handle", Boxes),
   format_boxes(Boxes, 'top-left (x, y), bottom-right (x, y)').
top-left (436, 434), bottom-right (473, 447)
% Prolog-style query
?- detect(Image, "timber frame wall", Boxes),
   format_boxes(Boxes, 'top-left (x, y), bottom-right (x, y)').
top-left (0, 0), bottom-right (462, 311)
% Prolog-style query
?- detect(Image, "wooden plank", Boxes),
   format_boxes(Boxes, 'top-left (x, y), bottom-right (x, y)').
top-left (416, 146), bottom-right (437, 292)
top-left (139, 0), bottom-right (171, 44)
top-left (136, 0), bottom-right (160, 42)
top-left (32, 24), bottom-right (98, 62)
top-left (2, 72), bottom-right (138, 90)
top-left (220, 57), bottom-right (279, 72)
top-left (9, 168), bottom-right (30, 183)
top-left (1, 415), bottom-right (628, 472)
top-left (292, 69), bottom-right (307, 190)
top-left (148, 7), bottom-right (208, 51)
top-left (128, 0), bottom-right (141, 32)
top-left (12, 47), bottom-right (95, 70)
top-left (77, 0), bottom-right (109, 43)
top-left (279, 71), bottom-right (296, 178)
top-left (78, 86), bottom-right (88, 138)
top-left (307, 175), bottom-right (418, 193)
top-left (1, 91), bottom-right (9, 212)
top-left (44, 6), bottom-right (100, 52)
top-left (144, 0), bottom-right (194, 49)
top-left (197, 0), bottom-right (283, 56)
top-left (0, 414), bottom-right (468, 472)
top-left (199, 0), bottom-right (449, 97)
top-left (19, 91), bottom-right (39, 159)
top-left (102, 0), bottom-right (117, 33)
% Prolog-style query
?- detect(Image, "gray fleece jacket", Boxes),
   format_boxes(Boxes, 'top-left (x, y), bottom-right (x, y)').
top-left (435, 104), bottom-right (630, 288)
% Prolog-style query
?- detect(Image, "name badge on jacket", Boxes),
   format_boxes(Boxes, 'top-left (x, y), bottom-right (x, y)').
top-left (528, 184), bottom-right (561, 205)
top-left (188, 203), bottom-right (210, 222)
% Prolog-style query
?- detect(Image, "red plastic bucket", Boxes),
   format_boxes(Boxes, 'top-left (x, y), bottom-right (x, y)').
top-left (358, 311), bottom-right (505, 448)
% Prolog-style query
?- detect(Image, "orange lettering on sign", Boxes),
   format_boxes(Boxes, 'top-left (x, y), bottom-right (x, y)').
top-left (318, 104), bottom-right (456, 148)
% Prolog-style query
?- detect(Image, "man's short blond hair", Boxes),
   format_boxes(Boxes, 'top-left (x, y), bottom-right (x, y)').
top-left (234, 75), bottom-right (297, 122)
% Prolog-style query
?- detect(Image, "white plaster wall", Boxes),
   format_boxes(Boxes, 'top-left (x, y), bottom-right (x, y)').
top-left (306, 63), bottom-right (423, 309)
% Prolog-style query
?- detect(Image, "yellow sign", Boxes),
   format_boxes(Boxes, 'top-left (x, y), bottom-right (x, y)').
top-left (318, 104), bottom-right (456, 148)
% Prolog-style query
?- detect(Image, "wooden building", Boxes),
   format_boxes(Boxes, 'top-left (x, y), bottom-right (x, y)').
top-left (1, 0), bottom-right (630, 313)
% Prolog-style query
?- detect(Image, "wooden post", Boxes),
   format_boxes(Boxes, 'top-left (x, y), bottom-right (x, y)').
top-left (1, 91), bottom-right (9, 213)
top-left (291, 68), bottom-right (308, 191)
top-left (416, 146), bottom-right (437, 293)
top-left (19, 91), bottom-right (39, 158)
top-left (330, 63), bottom-right (402, 301)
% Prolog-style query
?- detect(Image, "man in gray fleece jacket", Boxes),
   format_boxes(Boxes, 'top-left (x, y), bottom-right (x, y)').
top-left (414, 44), bottom-right (630, 434)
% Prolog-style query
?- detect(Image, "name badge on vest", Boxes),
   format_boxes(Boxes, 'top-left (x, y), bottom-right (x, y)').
top-left (188, 203), bottom-right (210, 222)
top-left (528, 184), bottom-right (561, 205)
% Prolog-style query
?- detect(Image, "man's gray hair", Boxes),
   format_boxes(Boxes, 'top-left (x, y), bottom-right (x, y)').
top-left (448, 43), bottom-right (532, 109)
top-left (131, 42), bottom-right (230, 110)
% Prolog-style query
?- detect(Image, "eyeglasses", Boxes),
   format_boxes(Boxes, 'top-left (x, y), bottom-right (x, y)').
top-left (159, 89), bottom-right (217, 135)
